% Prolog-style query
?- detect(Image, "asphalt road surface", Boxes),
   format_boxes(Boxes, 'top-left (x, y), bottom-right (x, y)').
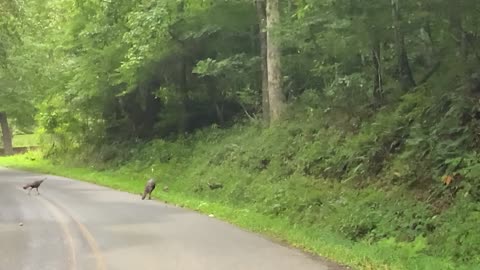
top-left (0, 167), bottom-right (345, 270)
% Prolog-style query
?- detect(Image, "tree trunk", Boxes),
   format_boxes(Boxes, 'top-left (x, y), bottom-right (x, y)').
top-left (449, 14), bottom-right (470, 79)
top-left (0, 112), bottom-right (13, 156)
top-left (391, 0), bottom-right (415, 90)
top-left (449, 13), bottom-right (467, 59)
top-left (215, 103), bottom-right (225, 126)
top-left (266, 0), bottom-right (285, 123)
top-left (177, 58), bottom-right (188, 134)
top-left (372, 40), bottom-right (383, 108)
top-left (174, 0), bottom-right (188, 134)
top-left (256, 0), bottom-right (269, 122)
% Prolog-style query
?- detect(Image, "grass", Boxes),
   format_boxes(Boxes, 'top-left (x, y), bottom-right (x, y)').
top-left (0, 150), bottom-right (476, 270)
top-left (0, 134), bottom-right (39, 148)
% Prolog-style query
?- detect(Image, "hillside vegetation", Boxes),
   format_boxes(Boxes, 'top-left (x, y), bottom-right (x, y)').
top-left (1, 0), bottom-right (480, 269)
top-left (5, 91), bottom-right (480, 269)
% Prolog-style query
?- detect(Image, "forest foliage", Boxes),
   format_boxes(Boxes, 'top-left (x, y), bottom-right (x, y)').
top-left (1, 0), bottom-right (480, 268)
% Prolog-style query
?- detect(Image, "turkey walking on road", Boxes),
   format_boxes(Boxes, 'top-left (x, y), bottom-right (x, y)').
top-left (23, 178), bottom-right (46, 195)
top-left (142, 178), bottom-right (156, 200)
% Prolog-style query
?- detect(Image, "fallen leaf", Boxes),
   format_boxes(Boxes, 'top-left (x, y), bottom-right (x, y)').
top-left (442, 175), bottom-right (453, 186)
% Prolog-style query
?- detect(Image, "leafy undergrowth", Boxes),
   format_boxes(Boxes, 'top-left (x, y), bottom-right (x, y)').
top-left (1, 138), bottom-right (479, 267)
top-left (0, 152), bottom-right (471, 270)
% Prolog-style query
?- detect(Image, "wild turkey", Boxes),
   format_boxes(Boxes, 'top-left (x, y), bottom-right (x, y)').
top-left (23, 178), bottom-right (46, 195)
top-left (142, 178), bottom-right (156, 200)
top-left (208, 182), bottom-right (223, 190)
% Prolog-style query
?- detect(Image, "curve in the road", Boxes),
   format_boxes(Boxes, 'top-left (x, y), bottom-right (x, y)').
top-left (38, 194), bottom-right (107, 270)
top-left (35, 194), bottom-right (78, 270)
top-left (1, 167), bottom-right (346, 270)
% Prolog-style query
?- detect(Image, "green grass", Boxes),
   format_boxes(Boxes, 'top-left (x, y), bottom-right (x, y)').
top-left (0, 134), bottom-right (39, 148)
top-left (0, 151), bottom-right (476, 270)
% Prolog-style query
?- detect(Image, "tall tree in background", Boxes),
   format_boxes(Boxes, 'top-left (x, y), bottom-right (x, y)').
top-left (0, 113), bottom-right (13, 155)
top-left (256, 0), bottom-right (269, 122)
top-left (266, 0), bottom-right (284, 123)
top-left (391, 0), bottom-right (415, 90)
top-left (0, 0), bottom-right (19, 155)
top-left (0, 0), bottom-right (52, 154)
top-left (371, 39), bottom-right (383, 108)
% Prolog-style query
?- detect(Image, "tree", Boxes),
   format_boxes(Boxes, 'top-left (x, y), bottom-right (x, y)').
top-left (256, 0), bottom-right (269, 122)
top-left (0, 0), bottom-right (58, 154)
top-left (371, 39), bottom-right (384, 108)
top-left (266, 0), bottom-right (285, 123)
top-left (12, 0), bottom-right (480, 158)
top-left (0, 113), bottom-right (13, 155)
top-left (391, 0), bottom-right (415, 90)
top-left (0, 0), bottom-right (20, 155)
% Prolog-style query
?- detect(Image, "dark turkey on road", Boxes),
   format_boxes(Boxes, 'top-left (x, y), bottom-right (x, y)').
top-left (23, 178), bottom-right (46, 195)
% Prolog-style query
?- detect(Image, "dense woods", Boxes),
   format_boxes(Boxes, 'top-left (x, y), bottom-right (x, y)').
top-left (1, 0), bottom-right (480, 269)
top-left (2, 0), bottom-right (480, 140)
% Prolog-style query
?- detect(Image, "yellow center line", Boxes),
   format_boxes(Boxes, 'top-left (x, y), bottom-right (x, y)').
top-left (38, 195), bottom-right (108, 270)
top-left (36, 196), bottom-right (77, 270)
top-left (71, 215), bottom-right (108, 270)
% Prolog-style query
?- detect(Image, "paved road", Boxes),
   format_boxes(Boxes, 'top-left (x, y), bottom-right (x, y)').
top-left (0, 168), bottom-right (344, 270)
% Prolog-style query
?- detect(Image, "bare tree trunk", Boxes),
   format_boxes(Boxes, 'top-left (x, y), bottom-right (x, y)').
top-left (0, 112), bottom-right (13, 156)
top-left (215, 103), bottom-right (225, 126)
top-left (372, 40), bottom-right (383, 108)
top-left (256, 0), bottom-right (269, 122)
top-left (449, 15), bottom-right (468, 60)
top-left (175, 0), bottom-right (188, 134)
top-left (177, 57), bottom-right (188, 134)
top-left (449, 14), bottom-right (470, 79)
top-left (266, 0), bottom-right (285, 123)
top-left (391, 0), bottom-right (415, 90)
